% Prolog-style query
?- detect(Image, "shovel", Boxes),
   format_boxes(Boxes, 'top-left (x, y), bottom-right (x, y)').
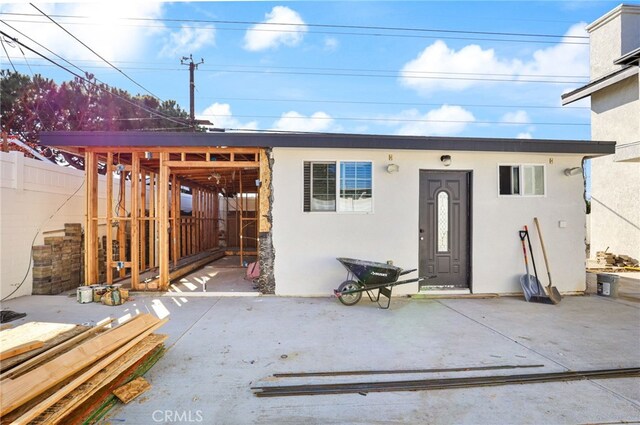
top-left (534, 217), bottom-right (562, 304)
top-left (519, 230), bottom-right (554, 304)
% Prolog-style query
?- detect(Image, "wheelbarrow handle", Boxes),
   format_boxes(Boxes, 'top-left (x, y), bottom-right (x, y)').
top-left (399, 268), bottom-right (417, 276)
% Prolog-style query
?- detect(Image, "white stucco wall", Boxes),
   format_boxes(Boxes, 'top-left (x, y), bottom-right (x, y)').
top-left (590, 78), bottom-right (640, 257)
top-left (586, 4), bottom-right (640, 260)
top-left (271, 148), bottom-right (588, 297)
top-left (587, 5), bottom-right (640, 79)
top-left (0, 152), bottom-right (115, 300)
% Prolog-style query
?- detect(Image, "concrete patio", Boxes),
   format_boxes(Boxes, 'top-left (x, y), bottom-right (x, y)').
top-left (2, 287), bottom-right (639, 425)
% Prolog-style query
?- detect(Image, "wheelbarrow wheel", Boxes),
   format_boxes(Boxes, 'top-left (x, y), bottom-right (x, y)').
top-left (337, 280), bottom-right (362, 306)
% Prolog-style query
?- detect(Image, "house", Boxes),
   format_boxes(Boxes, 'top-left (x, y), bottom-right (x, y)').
top-left (39, 131), bottom-right (614, 297)
top-left (562, 4), bottom-right (640, 261)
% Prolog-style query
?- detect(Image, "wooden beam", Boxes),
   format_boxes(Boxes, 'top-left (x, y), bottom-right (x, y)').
top-left (118, 171), bottom-right (127, 278)
top-left (86, 146), bottom-right (259, 155)
top-left (84, 151), bottom-right (98, 284)
top-left (165, 160), bottom-right (259, 168)
top-left (158, 153), bottom-right (170, 290)
top-left (171, 174), bottom-right (179, 267)
top-left (140, 169), bottom-right (147, 272)
top-left (105, 153), bottom-right (114, 285)
top-left (149, 172), bottom-right (156, 271)
top-left (131, 152), bottom-right (140, 290)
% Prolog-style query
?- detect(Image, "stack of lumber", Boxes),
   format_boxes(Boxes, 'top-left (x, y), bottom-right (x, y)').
top-left (593, 251), bottom-right (640, 268)
top-left (0, 314), bottom-right (167, 424)
top-left (32, 223), bottom-right (84, 295)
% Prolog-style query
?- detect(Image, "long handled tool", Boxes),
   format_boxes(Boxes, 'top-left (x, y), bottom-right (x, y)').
top-left (518, 230), bottom-right (553, 304)
top-left (524, 225), bottom-right (546, 296)
top-left (533, 217), bottom-right (562, 304)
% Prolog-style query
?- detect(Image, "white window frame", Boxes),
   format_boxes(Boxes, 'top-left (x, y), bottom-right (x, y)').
top-left (497, 164), bottom-right (546, 197)
top-left (303, 160), bottom-right (374, 213)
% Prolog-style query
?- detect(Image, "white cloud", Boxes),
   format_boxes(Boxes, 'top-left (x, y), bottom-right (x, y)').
top-left (400, 40), bottom-right (516, 93)
top-left (516, 132), bottom-right (533, 139)
top-left (399, 23), bottom-right (588, 94)
top-left (159, 25), bottom-right (215, 58)
top-left (198, 103), bottom-right (258, 130)
top-left (244, 6), bottom-right (307, 51)
top-left (0, 3), bottom-right (165, 62)
top-left (386, 105), bottom-right (475, 136)
top-left (272, 111), bottom-right (334, 132)
top-left (323, 37), bottom-right (339, 52)
top-left (501, 110), bottom-right (530, 124)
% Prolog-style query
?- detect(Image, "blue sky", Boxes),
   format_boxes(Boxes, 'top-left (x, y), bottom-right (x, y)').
top-left (0, 1), bottom-right (628, 140)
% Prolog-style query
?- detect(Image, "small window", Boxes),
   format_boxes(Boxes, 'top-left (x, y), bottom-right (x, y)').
top-left (499, 165), bottom-right (545, 196)
top-left (304, 162), bottom-right (336, 212)
top-left (304, 161), bottom-right (372, 212)
top-left (437, 191), bottom-right (449, 252)
top-left (339, 162), bottom-right (372, 212)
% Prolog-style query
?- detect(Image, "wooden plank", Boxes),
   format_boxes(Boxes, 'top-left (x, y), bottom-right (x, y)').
top-left (1, 323), bottom-right (110, 380)
top-left (0, 314), bottom-right (159, 417)
top-left (0, 322), bottom-right (76, 353)
top-left (106, 153), bottom-right (114, 285)
top-left (10, 319), bottom-right (167, 425)
top-left (0, 341), bottom-right (44, 361)
top-left (32, 335), bottom-right (165, 425)
top-left (113, 376), bottom-right (151, 404)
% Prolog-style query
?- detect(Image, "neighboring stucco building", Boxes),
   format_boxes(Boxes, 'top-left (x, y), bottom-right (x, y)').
top-left (562, 4), bottom-right (640, 260)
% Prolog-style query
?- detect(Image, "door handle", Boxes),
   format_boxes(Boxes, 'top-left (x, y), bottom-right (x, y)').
top-left (420, 237), bottom-right (424, 241)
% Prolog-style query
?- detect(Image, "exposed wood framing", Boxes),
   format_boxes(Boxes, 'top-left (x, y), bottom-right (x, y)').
top-left (79, 146), bottom-right (264, 291)
top-left (84, 151), bottom-right (98, 285)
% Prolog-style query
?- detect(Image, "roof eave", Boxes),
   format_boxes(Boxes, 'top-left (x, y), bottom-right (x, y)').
top-left (39, 131), bottom-right (616, 156)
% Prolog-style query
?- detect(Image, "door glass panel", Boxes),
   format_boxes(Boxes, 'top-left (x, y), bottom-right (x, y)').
top-left (437, 191), bottom-right (449, 252)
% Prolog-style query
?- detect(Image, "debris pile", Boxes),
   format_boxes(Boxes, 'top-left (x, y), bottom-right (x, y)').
top-left (0, 314), bottom-right (166, 424)
top-left (594, 251), bottom-right (639, 268)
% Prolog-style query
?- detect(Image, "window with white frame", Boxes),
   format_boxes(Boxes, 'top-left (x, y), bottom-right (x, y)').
top-left (303, 161), bottom-right (372, 212)
top-left (499, 165), bottom-right (545, 196)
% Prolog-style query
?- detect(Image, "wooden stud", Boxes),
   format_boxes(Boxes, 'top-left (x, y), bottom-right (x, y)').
top-left (106, 153), bottom-right (114, 285)
top-left (159, 153), bottom-right (170, 290)
top-left (118, 171), bottom-right (127, 279)
top-left (84, 151), bottom-right (99, 284)
top-left (131, 152), bottom-right (140, 290)
top-left (149, 172), bottom-right (156, 271)
top-left (140, 169), bottom-right (147, 271)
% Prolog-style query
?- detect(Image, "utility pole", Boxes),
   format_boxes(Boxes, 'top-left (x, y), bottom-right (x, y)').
top-left (181, 54), bottom-right (204, 129)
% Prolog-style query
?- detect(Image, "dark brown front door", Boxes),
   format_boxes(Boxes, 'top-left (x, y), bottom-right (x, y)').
top-left (419, 171), bottom-right (470, 289)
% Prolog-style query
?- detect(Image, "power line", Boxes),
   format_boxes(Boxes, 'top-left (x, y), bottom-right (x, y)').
top-left (200, 113), bottom-right (588, 127)
top-left (0, 30), bottom-right (190, 129)
top-left (0, 16), bottom-right (589, 46)
top-left (0, 11), bottom-right (588, 39)
top-left (208, 96), bottom-right (591, 111)
top-left (4, 59), bottom-right (588, 84)
top-left (1, 57), bottom-right (590, 79)
top-left (29, 3), bottom-right (163, 100)
top-left (0, 35), bottom-right (17, 72)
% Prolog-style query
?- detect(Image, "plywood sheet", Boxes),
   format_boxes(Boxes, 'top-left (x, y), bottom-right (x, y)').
top-left (0, 322), bottom-right (76, 352)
